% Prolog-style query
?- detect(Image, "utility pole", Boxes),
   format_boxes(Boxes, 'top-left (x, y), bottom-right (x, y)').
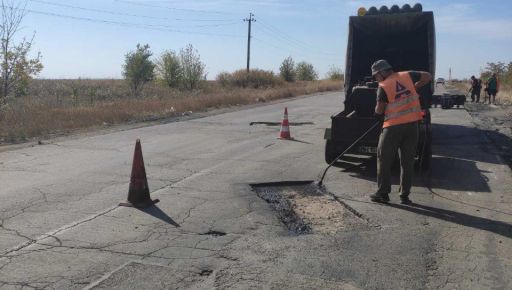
top-left (244, 13), bottom-right (255, 72)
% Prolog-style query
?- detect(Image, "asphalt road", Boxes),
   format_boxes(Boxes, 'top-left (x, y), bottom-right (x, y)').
top-left (0, 88), bottom-right (511, 289)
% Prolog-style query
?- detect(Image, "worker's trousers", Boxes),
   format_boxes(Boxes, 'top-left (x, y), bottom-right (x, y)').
top-left (376, 122), bottom-right (419, 196)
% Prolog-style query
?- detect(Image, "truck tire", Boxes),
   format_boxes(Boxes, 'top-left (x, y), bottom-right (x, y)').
top-left (325, 139), bottom-right (338, 164)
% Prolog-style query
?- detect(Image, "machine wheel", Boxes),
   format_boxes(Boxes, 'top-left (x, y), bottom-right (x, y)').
top-left (325, 139), bottom-right (338, 164)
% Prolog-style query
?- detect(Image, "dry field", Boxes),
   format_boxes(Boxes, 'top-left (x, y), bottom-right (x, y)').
top-left (498, 86), bottom-right (512, 104)
top-left (0, 79), bottom-right (342, 143)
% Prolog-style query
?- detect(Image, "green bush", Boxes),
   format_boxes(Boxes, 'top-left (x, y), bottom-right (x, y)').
top-left (280, 56), bottom-right (296, 82)
top-left (216, 71), bottom-right (232, 87)
top-left (122, 44), bottom-right (155, 96)
top-left (216, 69), bottom-right (282, 88)
top-left (326, 66), bottom-right (344, 81)
top-left (296, 61), bottom-right (318, 81)
top-left (179, 44), bottom-right (206, 90)
top-left (155, 50), bottom-right (181, 88)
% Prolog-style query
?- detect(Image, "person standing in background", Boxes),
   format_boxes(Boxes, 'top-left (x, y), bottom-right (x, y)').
top-left (470, 76), bottom-right (481, 103)
top-left (486, 73), bottom-right (499, 105)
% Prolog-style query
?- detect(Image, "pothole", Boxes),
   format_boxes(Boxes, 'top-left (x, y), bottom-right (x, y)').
top-left (251, 182), bottom-right (368, 235)
top-left (250, 122), bottom-right (314, 126)
top-left (201, 230), bottom-right (227, 237)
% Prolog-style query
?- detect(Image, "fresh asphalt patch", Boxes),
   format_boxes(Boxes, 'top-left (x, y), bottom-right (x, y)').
top-left (251, 181), bottom-right (369, 235)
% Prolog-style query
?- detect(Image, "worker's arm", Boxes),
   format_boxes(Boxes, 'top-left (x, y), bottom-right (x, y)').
top-left (414, 72), bottom-right (432, 91)
top-left (375, 101), bottom-right (386, 115)
top-left (375, 87), bottom-right (387, 116)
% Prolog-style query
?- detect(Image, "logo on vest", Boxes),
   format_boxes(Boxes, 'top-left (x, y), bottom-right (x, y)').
top-left (395, 81), bottom-right (411, 99)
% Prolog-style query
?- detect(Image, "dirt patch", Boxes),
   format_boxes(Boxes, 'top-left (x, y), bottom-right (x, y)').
top-left (251, 183), bottom-right (367, 235)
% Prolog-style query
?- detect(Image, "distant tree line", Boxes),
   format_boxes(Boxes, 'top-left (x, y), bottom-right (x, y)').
top-left (124, 45), bottom-right (345, 95)
top-left (278, 56), bottom-right (344, 82)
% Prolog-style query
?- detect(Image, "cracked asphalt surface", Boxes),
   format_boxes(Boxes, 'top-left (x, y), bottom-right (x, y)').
top-left (1, 89), bottom-right (511, 289)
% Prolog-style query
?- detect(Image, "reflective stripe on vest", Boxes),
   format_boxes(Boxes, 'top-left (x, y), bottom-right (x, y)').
top-left (386, 94), bottom-right (420, 111)
top-left (385, 106), bottom-right (422, 121)
top-left (380, 72), bottom-right (423, 128)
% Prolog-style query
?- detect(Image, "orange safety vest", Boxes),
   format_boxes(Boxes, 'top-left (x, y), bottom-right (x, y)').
top-left (379, 72), bottom-right (423, 128)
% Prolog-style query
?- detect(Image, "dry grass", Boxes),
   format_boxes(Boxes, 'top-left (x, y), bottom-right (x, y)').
top-left (0, 79), bottom-right (342, 143)
top-left (497, 86), bottom-right (512, 104)
top-left (450, 81), bottom-right (470, 93)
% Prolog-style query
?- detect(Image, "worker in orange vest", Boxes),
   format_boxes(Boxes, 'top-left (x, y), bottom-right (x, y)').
top-left (369, 60), bottom-right (432, 204)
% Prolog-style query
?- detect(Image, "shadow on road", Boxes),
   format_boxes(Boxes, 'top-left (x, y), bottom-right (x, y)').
top-left (327, 121), bottom-right (512, 193)
top-left (388, 203), bottom-right (512, 239)
top-left (333, 155), bottom-right (491, 193)
top-left (281, 138), bottom-right (313, 145)
top-left (432, 123), bottom-right (512, 167)
top-left (138, 205), bottom-right (180, 227)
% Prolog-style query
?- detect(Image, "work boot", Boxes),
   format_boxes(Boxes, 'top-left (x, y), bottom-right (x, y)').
top-left (370, 193), bottom-right (390, 203)
top-left (400, 195), bottom-right (413, 205)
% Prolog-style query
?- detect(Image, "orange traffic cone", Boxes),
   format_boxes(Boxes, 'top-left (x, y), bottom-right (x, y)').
top-left (279, 107), bottom-right (293, 140)
top-left (119, 139), bottom-right (159, 208)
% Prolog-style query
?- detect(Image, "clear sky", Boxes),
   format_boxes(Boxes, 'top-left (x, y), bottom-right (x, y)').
top-left (18, 0), bottom-right (512, 79)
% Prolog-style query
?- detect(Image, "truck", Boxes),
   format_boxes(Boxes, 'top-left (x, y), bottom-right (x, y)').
top-left (324, 3), bottom-right (434, 170)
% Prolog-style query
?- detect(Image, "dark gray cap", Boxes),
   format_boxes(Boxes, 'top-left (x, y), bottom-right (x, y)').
top-left (371, 59), bottom-right (393, 76)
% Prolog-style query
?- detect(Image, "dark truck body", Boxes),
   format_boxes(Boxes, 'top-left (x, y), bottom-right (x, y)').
top-left (324, 7), bottom-right (434, 169)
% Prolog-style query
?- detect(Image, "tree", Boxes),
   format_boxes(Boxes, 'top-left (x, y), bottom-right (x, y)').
top-left (179, 44), bottom-right (205, 90)
top-left (485, 62), bottom-right (506, 76)
top-left (123, 44), bottom-right (155, 96)
top-left (155, 50), bottom-right (181, 88)
top-left (295, 61), bottom-right (318, 81)
top-left (280, 56), bottom-right (295, 82)
top-left (0, 0), bottom-right (43, 104)
top-left (326, 66), bottom-right (344, 81)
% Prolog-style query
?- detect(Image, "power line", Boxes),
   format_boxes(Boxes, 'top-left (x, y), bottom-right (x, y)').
top-left (28, 0), bottom-right (164, 20)
top-left (113, 0), bottom-right (233, 15)
top-left (24, 8), bottom-right (244, 37)
top-left (254, 25), bottom-right (340, 58)
top-left (28, 0), bottom-right (237, 22)
top-left (257, 18), bottom-right (339, 55)
top-left (257, 26), bottom-right (340, 57)
top-left (252, 36), bottom-right (341, 62)
top-left (257, 19), bottom-right (318, 48)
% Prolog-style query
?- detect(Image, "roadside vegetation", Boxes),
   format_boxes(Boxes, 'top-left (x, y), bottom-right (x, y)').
top-left (0, 51), bottom-right (343, 143)
top-left (0, 2), bottom-right (344, 144)
top-left (0, 78), bottom-right (341, 143)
